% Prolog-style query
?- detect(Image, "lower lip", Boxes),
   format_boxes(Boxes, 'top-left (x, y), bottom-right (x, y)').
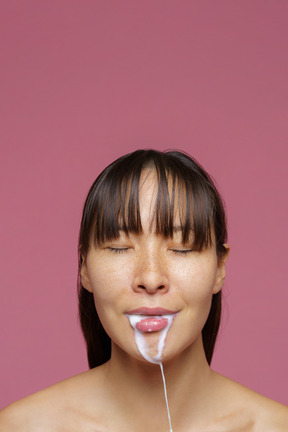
top-left (135, 317), bottom-right (169, 332)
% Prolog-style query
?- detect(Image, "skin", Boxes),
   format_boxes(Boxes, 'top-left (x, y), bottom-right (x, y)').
top-left (1, 169), bottom-right (288, 431)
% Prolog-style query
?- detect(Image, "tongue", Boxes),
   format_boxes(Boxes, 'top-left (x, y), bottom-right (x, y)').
top-left (136, 317), bottom-right (169, 332)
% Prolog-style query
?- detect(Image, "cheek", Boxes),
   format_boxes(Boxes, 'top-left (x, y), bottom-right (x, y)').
top-left (177, 263), bottom-right (218, 311)
top-left (87, 272), bottom-right (120, 339)
top-left (87, 262), bottom-right (130, 317)
top-left (86, 263), bottom-right (135, 347)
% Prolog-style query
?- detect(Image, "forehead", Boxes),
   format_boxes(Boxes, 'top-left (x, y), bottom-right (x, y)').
top-left (137, 169), bottom-right (187, 231)
top-left (138, 169), bottom-right (158, 219)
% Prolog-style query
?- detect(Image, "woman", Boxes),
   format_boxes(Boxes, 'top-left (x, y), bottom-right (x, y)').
top-left (1, 149), bottom-right (287, 431)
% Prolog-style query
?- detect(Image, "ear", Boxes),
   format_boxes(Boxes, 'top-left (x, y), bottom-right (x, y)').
top-left (80, 256), bottom-right (93, 293)
top-left (213, 243), bottom-right (230, 294)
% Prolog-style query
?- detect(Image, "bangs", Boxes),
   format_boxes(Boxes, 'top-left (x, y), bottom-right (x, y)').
top-left (90, 156), bottom-right (213, 251)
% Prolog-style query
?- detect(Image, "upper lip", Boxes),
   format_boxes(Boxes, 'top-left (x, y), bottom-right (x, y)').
top-left (126, 307), bottom-right (176, 316)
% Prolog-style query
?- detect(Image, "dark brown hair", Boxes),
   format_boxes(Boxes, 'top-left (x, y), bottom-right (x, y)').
top-left (78, 149), bottom-right (227, 368)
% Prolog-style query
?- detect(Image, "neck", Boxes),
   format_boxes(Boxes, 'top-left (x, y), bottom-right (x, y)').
top-left (103, 336), bottom-right (215, 430)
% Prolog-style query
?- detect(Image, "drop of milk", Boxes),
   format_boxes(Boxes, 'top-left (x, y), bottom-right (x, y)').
top-left (127, 314), bottom-right (174, 432)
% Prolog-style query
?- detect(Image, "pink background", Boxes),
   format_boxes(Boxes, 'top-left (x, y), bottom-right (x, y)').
top-left (1, 1), bottom-right (287, 408)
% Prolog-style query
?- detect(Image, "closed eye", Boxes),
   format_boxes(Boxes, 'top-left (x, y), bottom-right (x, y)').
top-left (171, 249), bottom-right (194, 255)
top-left (107, 247), bottom-right (130, 254)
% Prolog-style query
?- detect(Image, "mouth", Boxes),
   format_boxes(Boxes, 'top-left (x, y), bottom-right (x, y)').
top-left (126, 308), bottom-right (177, 332)
top-left (126, 307), bottom-right (176, 316)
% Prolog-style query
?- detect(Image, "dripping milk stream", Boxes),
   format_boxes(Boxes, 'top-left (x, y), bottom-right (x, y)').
top-left (127, 314), bottom-right (174, 432)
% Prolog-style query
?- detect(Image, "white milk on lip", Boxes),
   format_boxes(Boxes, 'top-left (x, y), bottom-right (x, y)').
top-left (127, 314), bottom-right (174, 432)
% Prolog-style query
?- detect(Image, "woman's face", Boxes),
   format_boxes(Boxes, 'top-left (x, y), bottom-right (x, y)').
top-left (81, 170), bottom-right (228, 363)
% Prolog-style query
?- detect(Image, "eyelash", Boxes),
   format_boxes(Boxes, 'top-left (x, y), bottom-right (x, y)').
top-left (107, 247), bottom-right (129, 254)
top-left (171, 249), bottom-right (194, 255)
top-left (107, 247), bottom-right (194, 255)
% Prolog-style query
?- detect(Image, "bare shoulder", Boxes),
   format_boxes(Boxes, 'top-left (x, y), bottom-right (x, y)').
top-left (251, 391), bottom-right (288, 432)
top-left (0, 388), bottom-right (57, 432)
top-left (211, 371), bottom-right (288, 432)
top-left (0, 367), bottom-right (107, 432)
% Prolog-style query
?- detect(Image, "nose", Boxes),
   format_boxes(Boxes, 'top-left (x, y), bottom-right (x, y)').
top-left (132, 250), bottom-right (169, 294)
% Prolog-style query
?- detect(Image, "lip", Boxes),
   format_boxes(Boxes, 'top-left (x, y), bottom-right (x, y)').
top-left (135, 317), bottom-right (169, 332)
top-left (126, 307), bottom-right (176, 316)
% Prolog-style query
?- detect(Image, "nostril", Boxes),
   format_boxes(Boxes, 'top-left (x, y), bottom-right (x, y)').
top-left (136, 284), bottom-right (167, 293)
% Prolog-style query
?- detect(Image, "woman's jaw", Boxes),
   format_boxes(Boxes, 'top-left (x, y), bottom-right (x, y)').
top-left (126, 311), bottom-right (176, 364)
